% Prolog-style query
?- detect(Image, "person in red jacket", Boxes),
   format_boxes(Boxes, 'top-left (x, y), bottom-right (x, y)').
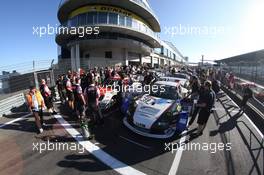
top-left (39, 79), bottom-right (57, 115)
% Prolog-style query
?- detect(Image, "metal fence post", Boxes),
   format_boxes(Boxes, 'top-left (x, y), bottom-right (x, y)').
top-left (33, 61), bottom-right (39, 89)
top-left (50, 59), bottom-right (55, 87)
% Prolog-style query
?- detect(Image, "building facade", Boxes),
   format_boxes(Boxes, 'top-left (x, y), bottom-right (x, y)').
top-left (56, 0), bottom-right (186, 71)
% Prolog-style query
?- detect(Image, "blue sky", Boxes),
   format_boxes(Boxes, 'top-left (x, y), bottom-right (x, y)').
top-left (0, 0), bottom-right (263, 67)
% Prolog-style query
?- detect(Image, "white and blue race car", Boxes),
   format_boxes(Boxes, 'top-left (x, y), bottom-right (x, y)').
top-left (123, 81), bottom-right (188, 139)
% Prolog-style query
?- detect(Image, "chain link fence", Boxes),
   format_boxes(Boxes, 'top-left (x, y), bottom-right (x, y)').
top-left (0, 57), bottom-right (136, 116)
top-left (0, 60), bottom-right (58, 116)
top-left (0, 57), bottom-right (130, 100)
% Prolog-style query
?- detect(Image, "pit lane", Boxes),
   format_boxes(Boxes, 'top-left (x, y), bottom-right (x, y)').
top-left (0, 90), bottom-right (263, 175)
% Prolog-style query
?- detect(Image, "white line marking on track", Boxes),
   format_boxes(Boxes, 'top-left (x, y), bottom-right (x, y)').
top-left (44, 123), bottom-right (80, 127)
top-left (119, 136), bottom-right (151, 150)
top-left (168, 131), bottom-right (187, 175)
top-left (0, 113), bottom-right (31, 128)
top-left (212, 108), bottom-right (240, 113)
top-left (225, 95), bottom-right (264, 139)
top-left (53, 114), bottom-right (146, 175)
top-left (54, 101), bottom-right (62, 104)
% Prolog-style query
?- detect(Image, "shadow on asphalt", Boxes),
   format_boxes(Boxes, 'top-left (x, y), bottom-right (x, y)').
top-left (0, 118), bottom-right (37, 133)
top-left (210, 112), bottom-right (243, 136)
top-left (54, 102), bottom-right (190, 173)
top-left (57, 154), bottom-right (113, 172)
top-left (2, 112), bottom-right (29, 119)
top-left (211, 92), bottom-right (264, 175)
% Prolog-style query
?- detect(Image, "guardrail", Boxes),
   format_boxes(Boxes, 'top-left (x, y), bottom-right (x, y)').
top-left (0, 93), bottom-right (26, 117)
top-left (222, 76), bottom-right (264, 112)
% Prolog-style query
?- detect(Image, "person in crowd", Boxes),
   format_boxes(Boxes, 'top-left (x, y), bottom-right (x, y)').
top-left (80, 72), bottom-right (88, 92)
top-left (171, 67), bottom-right (176, 74)
top-left (65, 74), bottom-right (75, 112)
top-left (143, 72), bottom-right (154, 85)
top-left (67, 70), bottom-right (72, 78)
top-left (40, 79), bottom-right (57, 114)
top-left (73, 77), bottom-right (86, 122)
top-left (116, 73), bottom-right (124, 107)
top-left (224, 72), bottom-right (230, 86)
top-left (26, 86), bottom-right (46, 134)
top-left (104, 67), bottom-right (111, 82)
top-left (212, 78), bottom-right (221, 94)
top-left (189, 75), bottom-right (201, 100)
top-left (111, 68), bottom-right (116, 77)
top-left (84, 79), bottom-right (103, 125)
top-left (188, 81), bottom-right (205, 128)
top-left (228, 72), bottom-right (235, 90)
top-left (200, 73), bottom-right (207, 85)
top-left (94, 71), bottom-right (100, 86)
top-left (127, 74), bottom-right (133, 86)
top-left (240, 84), bottom-right (253, 112)
top-left (192, 81), bottom-right (215, 137)
top-left (86, 70), bottom-right (94, 86)
top-left (99, 67), bottom-right (105, 84)
top-left (56, 75), bottom-right (66, 103)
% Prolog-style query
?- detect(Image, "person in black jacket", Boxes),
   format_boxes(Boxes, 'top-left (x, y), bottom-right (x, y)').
top-left (192, 81), bottom-right (215, 137)
top-left (212, 78), bottom-right (221, 95)
top-left (73, 77), bottom-right (86, 122)
top-left (84, 80), bottom-right (103, 125)
top-left (56, 75), bottom-right (66, 103)
top-left (240, 85), bottom-right (253, 112)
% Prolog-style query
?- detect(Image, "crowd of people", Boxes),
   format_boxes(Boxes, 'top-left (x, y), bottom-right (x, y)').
top-left (187, 67), bottom-right (255, 136)
top-left (26, 64), bottom-right (253, 138)
top-left (26, 65), bottom-right (160, 134)
top-left (187, 68), bottom-right (218, 137)
top-left (26, 80), bottom-right (57, 134)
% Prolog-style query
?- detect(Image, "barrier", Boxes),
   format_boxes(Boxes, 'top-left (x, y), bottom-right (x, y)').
top-left (0, 93), bottom-right (26, 117)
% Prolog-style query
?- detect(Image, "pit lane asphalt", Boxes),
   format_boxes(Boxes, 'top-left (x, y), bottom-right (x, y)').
top-left (0, 91), bottom-right (263, 175)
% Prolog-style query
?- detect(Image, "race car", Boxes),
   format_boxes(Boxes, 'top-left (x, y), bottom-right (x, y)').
top-left (123, 81), bottom-right (189, 139)
top-left (121, 82), bottom-right (145, 114)
top-left (159, 73), bottom-right (190, 88)
top-left (99, 74), bottom-right (135, 112)
top-left (98, 78), bottom-right (119, 112)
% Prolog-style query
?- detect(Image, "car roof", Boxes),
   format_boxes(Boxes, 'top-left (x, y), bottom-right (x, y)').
top-left (160, 76), bottom-right (187, 80)
top-left (155, 81), bottom-right (180, 87)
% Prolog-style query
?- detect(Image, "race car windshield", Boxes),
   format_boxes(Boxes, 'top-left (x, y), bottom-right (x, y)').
top-left (172, 74), bottom-right (188, 79)
top-left (150, 85), bottom-right (179, 100)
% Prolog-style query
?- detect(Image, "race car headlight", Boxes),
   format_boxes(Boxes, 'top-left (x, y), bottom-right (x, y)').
top-left (152, 119), bottom-right (170, 131)
top-left (151, 112), bottom-right (172, 130)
